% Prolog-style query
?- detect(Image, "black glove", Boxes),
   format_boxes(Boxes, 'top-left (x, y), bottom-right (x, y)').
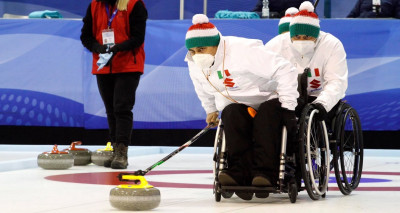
top-left (108, 44), bottom-right (121, 54)
top-left (312, 103), bottom-right (328, 121)
top-left (94, 43), bottom-right (108, 54)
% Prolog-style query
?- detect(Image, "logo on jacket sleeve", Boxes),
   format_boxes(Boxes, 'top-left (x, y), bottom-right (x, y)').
top-left (308, 68), bottom-right (321, 89)
top-left (310, 79), bottom-right (321, 88)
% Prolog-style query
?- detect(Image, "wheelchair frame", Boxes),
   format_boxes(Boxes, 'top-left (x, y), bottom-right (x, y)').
top-left (212, 103), bottom-right (331, 203)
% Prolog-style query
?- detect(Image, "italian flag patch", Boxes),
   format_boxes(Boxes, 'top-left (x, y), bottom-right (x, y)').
top-left (217, 69), bottom-right (231, 79)
top-left (308, 68), bottom-right (320, 77)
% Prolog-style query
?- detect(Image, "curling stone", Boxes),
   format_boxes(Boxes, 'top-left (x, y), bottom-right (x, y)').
top-left (110, 175), bottom-right (161, 211)
top-left (91, 142), bottom-right (114, 166)
top-left (62, 141), bottom-right (91, 165)
top-left (37, 144), bottom-right (74, 170)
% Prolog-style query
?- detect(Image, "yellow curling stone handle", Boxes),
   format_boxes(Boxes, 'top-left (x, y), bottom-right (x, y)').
top-left (117, 175), bottom-right (154, 189)
top-left (97, 142), bottom-right (113, 152)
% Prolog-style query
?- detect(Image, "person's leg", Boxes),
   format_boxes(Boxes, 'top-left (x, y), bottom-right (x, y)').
top-left (96, 74), bottom-right (117, 167)
top-left (221, 103), bottom-right (254, 185)
top-left (220, 103), bottom-right (254, 200)
top-left (253, 98), bottom-right (283, 186)
top-left (110, 72), bottom-right (141, 169)
top-left (96, 74), bottom-right (116, 143)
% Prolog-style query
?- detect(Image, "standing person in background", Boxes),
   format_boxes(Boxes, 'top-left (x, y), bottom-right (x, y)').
top-left (347, 0), bottom-right (400, 18)
top-left (252, 0), bottom-right (313, 18)
top-left (80, 0), bottom-right (148, 169)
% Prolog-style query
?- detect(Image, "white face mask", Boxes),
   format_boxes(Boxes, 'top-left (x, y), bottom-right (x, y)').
top-left (291, 40), bottom-right (316, 56)
top-left (192, 54), bottom-right (215, 70)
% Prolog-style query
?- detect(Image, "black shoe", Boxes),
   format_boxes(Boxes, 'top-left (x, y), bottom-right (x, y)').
top-left (218, 171), bottom-right (238, 186)
top-left (252, 175), bottom-right (272, 187)
top-left (219, 172), bottom-right (253, 200)
top-left (255, 192), bottom-right (269, 199)
top-left (111, 144), bottom-right (128, 169)
top-left (235, 192), bottom-right (253, 201)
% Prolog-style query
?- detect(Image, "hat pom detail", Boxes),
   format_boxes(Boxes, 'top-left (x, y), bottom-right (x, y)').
top-left (192, 14), bottom-right (209, 25)
top-left (285, 7), bottom-right (299, 16)
top-left (299, 1), bottom-right (314, 12)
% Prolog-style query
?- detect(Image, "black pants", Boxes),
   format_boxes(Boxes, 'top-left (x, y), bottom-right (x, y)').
top-left (221, 98), bottom-right (287, 185)
top-left (96, 72), bottom-right (141, 146)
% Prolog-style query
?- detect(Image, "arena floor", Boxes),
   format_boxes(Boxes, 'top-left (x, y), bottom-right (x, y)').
top-left (1, 145), bottom-right (399, 213)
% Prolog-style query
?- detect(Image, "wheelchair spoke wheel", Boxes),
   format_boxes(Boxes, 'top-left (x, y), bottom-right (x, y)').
top-left (334, 105), bottom-right (363, 194)
top-left (298, 104), bottom-right (330, 200)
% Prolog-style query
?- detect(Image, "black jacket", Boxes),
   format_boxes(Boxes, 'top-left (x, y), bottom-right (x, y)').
top-left (347, 0), bottom-right (400, 18)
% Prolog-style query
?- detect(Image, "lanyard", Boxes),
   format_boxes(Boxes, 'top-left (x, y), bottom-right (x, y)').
top-left (201, 40), bottom-right (238, 104)
top-left (106, 4), bottom-right (118, 28)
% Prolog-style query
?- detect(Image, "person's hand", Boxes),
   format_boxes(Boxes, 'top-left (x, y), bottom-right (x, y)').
top-left (108, 44), bottom-right (121, 54)
top-left (312, 103), bottom-right (328, 121)
top-left (95, 44), bottom-right (109, 54)
top-left (206, 111), bottom-right (219, 127)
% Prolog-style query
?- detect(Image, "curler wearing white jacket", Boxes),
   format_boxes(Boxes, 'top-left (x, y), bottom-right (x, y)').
top-left (185, 36), bottom-right (299, 114)
top-left (265, 31), bottom-right (348, 112)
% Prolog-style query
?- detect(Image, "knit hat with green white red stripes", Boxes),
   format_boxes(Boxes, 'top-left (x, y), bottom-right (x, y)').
top-left (278, 7), bottom-right (299, 34)
top-left (289, 1), bottom-right (320, 38)
top-left (185, 14), bottom-right (220, 49)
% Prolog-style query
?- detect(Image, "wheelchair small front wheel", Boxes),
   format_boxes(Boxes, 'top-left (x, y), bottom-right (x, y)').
top-left (288, 183), bottom-right (298, 203)
top-left (214, 181), bottom-right (222, 202)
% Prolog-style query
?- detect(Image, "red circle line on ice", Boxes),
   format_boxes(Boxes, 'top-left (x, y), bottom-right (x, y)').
top-left (45, 170), bottom-right (400, 191)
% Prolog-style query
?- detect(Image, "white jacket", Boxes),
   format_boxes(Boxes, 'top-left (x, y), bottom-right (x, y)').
top-left (185, 36), bottom-right (298, 114)
top-left (265, 31), bottom-right (348, 112)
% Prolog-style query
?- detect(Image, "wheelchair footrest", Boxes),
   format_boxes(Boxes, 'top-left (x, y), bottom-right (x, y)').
top-left (221, 185), bottom-right (279, 193)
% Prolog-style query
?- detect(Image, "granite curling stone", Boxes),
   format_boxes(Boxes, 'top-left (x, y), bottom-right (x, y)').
top-left (91, 142), bottom-right (114, 166)
top-left (110, 175), bottom-right (161, 211)
top-left (63, 141), bottom-right (92, 165)
top-left (37, 144), bottom-right (74, 170)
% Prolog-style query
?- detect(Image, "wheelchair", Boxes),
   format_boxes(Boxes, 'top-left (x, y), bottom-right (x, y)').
top-left (213, 72), bottom-right (363, 202)
top-left (212, 103), bottom-right (331, 203)
top-left (297, 69), bottom-right (364, 197)
top-left (329, 101), bottom-right (364, 195)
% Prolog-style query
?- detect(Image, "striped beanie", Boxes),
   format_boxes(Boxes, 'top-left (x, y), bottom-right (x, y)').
top-left (185, 14), bottom-right (221, 49)
top-left (278, 7), bottom-right (299, 34)
top-left (289, 1), bottom-right (320, 38)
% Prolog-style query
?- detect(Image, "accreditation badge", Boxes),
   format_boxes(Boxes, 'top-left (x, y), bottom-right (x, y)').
top-left (102, 29), bottom-right (115, 45)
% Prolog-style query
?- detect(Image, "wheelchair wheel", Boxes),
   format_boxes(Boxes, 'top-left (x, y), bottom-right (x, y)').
top-left (333, 104), bottom-right (363, 195)
top-left (298, 104), bottom-right (330, 200)
top-left (213, 120), bottom-right (225, 176)
top-left (213, 120), bottom-right (231, 201)
top-left (288, 182), bottom-right (298, 203)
